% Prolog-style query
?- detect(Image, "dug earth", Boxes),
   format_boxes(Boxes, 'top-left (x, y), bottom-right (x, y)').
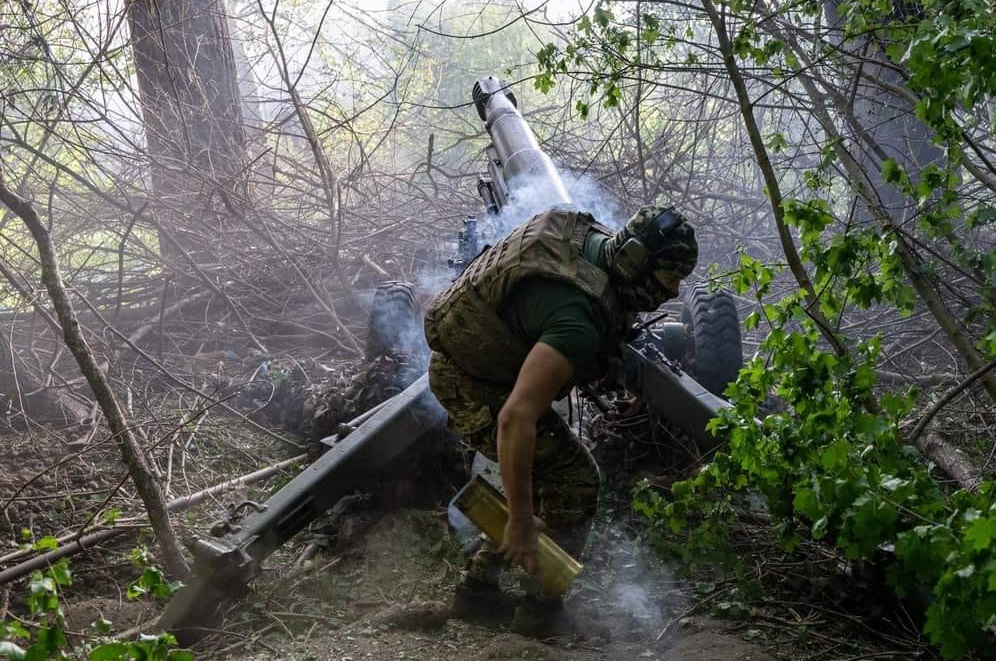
top-left (213, 509), bottom-right (776, 661)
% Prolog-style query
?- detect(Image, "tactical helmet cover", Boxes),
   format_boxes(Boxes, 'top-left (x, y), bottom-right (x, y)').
top-left (605, 205), bottom-right (698, 311)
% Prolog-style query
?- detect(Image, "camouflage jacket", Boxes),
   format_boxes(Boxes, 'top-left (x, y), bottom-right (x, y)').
top-left (424, 208), bottom-right (632, 387)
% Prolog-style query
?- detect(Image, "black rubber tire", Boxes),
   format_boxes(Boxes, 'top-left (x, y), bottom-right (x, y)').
top-left (680, 283), bottom-right (743, 397)
top-left (365, 281), bottom-right (428, 362)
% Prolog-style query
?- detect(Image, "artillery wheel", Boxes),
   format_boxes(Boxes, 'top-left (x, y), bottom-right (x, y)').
top-left (365, 281), bottom-right (429, 364)
top-left (310, 281), bottom-right (429, 445)
top-left (680, 282), bottom-right (743, 396)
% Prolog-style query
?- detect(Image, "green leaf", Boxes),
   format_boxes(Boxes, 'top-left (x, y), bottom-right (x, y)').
top-left (593, 6), bottom-right (613, 28)
top-left (820, 441), bottom-right (850, 471)
top-left (603, 82), bottom-right (621, 108)
top-left (34, 626), bottom-right (67, 655)
top-left (641, 14), bottom-right (660, 44)
top-left (984, 330), bottom-right (996, 358)
top-left (881, 158), bottom-right (903, 184)
top-left (534, 72), bottom-right (555, 94)
top-left (964, 516), bottom-right (996, 551)
top-left (33, 537), bottom-right (59, 552)
top-left (968, 206), bottom-right (996, 227)
top-left (89, 642), bottom-right (130, 661)
top-left (90, 617), bottom-right (114, 635)
top-left (49, 558), bottom-right (71, 587)
top-left (127, 547), bottom-right (150, 568)
top-left (168, 651), bottom-right (196, 661)
top-left (765, 132), bottom-right (789, 153)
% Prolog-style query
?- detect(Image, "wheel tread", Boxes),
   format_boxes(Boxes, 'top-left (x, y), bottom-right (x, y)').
top-left (681, 283), bottom-right (743, 396)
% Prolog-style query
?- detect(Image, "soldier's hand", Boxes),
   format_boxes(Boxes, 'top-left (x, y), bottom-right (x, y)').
top-left (499, 512), bottom-right (544, 575)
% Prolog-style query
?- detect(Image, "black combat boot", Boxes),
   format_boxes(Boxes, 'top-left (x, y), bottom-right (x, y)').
top-left (450, 577), bottom-right (518, 624)
top-left (510, 595), bottom-right (571, 637)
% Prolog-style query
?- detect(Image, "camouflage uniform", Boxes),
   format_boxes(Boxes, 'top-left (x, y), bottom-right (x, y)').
top-left (424, 206), bottom-right (698, 597)
top-left (425, 209), bottom-right (631, 592)
top-left (429, 351), bottom-right (599, 574)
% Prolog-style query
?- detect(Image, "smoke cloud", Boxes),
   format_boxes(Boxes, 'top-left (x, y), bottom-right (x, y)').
top-left (370, 163), bottom-right (627, 356)
top-left (571, 522), bottom-right (684, 641)
top-left (488, 168), bottom-right (627, 240)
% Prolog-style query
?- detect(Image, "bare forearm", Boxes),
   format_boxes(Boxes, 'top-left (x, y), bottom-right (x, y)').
top-left (497, 415), bottom-right (536, 519)
top-left (493, 342), bottom-right (573, 573)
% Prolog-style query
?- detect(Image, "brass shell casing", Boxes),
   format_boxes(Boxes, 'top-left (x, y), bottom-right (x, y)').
top-left (454, 475), bottom-right (583, 596)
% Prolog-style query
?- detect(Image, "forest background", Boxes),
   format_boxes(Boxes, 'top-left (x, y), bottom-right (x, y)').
top-left (0, 0), bottom-right (994, 659)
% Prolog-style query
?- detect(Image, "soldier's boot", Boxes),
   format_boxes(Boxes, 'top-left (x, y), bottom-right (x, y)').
top-left (451, 539), bottom-right (516, 624)
top-left (451, 576), bottom-right (518, 623)
top-left (510, 595), bottom-right (571, 638)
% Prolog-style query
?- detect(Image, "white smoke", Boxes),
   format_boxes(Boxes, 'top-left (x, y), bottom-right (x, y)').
top-left (580, 523), bottom-right (683, 636)
top-left (479, 166), bottom-right (628, 247)
top-left (563, 170), bottom-right (628, 230)
top-left (404, 163), bottom-right (628, 306)
top-left (610, 581), bottom-right (659, 622)
top-left (415, 266), bottom-right (457, 300)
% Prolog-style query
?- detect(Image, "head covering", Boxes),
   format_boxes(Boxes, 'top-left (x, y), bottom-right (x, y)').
top-left (604, 205), bottom-right (698, 311)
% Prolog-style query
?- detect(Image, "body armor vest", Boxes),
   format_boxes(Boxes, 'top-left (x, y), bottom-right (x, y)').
top-left (424, 209), bottom-right (631, 386)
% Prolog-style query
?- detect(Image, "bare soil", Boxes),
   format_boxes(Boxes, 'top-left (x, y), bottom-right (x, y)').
top-left (214, 508), bottom-right (778, 661)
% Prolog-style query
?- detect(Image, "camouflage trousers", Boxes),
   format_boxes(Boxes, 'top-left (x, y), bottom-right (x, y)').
top-left (428, 351), bottom-right (600, 593)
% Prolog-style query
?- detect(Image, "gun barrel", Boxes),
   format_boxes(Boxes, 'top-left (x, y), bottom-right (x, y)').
top-left (472, 76), bottom-right (571, 207)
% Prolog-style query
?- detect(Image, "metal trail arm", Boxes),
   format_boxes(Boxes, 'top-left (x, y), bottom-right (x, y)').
top-left (159, 374), bottom-right (446, 641)
top-left (623, 346), bottom-right (729, 453)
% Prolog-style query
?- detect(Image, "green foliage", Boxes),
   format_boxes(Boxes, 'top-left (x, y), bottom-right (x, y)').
top-left (633, 472), bottom-right (736, 565)
top-left (732, 23), bottom-right (783, 66)
top-left (637, 236), bottom-right (996, 656)
top-left (0, 553), bottom-right (192, 660)
top-left (537, 1), bottom-right (996, 654)
top-left (764, 132), bottom-right (789, 154)
top-left (875, 157), bottom-right (996, 357)
top-left (534, 0), bottom-right (681, 116)
top-left (831, 0), bottom-right (996, 145)
top-left (85, 634), bottom-right (194, 661)
top-left (126, 548), bottom-right (183, 600)
top-left (893, 2), bottom-right (996, 139)
top-left (0, 557), bottom-right (75, 660)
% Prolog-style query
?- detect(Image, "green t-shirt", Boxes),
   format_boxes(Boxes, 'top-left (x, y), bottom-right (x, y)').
top-left (499, 232), bottom-right (611, 378)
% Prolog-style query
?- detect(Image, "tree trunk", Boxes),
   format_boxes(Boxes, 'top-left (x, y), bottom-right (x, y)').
top-left (823, 0), bottom-right (943, 222)
top-left (0, 175), bottom-right (189, 579)
top-left (128, 0), bottom-right (248, 271)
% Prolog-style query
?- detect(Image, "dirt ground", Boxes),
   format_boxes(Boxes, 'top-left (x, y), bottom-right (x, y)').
top-left (214, 509), bottom-right (778, 661)
top-left (5, 433), bottom-right (935, 661)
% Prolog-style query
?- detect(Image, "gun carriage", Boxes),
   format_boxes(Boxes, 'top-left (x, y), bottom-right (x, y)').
top-left (160, 76), bottom-right (743, 642)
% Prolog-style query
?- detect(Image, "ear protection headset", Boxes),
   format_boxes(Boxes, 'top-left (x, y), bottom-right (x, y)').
top-left (611, 207), bottom-right (685, 281)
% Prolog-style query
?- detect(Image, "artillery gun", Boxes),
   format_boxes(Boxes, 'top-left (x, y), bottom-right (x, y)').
top-left (159, 76), bottom-right (743, 643)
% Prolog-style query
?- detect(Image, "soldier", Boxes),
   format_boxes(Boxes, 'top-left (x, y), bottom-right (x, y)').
top-left (424, 204), bottom-right (698, 635)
